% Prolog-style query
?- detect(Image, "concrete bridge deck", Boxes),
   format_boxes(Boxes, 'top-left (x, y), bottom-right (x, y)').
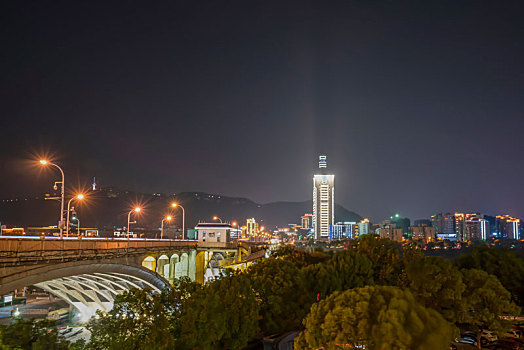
top-left (0, 236), bottom-right (199, 266)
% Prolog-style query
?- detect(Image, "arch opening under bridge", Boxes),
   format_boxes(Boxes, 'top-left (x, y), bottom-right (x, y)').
top-left (0, 263), bottom-right (170, 322)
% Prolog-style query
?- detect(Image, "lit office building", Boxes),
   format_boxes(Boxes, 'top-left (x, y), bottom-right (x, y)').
top-left (301, 213), bottom-right (313, 230)
top-left (358, 218), bottom-right (371, 235)
top-left (431, 213), bottom-right (456, 239)
top-left (496, 215), bottom-right (521, 240)
top-left (377, 226), bottom-right (403, 242)
top-left (329, 222), bottom-right (357, 240)
top-left (464, 217), bottom-right (489, 241)
top-left (409, 225), bottom-right (436, 243)
top-left (246, 218), bottom-right (258, 237)
top-left (455, 213), bottom-right (482, 241)
top-left (313, 155), bottom-right (335, 240)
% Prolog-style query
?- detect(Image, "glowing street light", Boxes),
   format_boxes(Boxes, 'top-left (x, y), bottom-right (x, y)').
top-left (39, 159), bottom-right (65, 237)
top-left (161, 215), bottom-right (172, 239)
top-left (127, 207), bottom-right (141, 239)
top-left (171, 203), bottom-right (186, 239)
top-left (213, 216), bottom-right (223, 223)
top-left (66, 194), bottom-right (85, 236)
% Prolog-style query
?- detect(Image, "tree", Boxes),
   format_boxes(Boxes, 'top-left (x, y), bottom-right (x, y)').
top-left (179, 273), bottom-right (259, 349)
top-left (455, 246), bottom-right (524, 307)
top-left (347, 234), bottom-right (405, 286)
top-left (0, 319), bottom-right (69, 350)
top-left (247, 257), bottom-right (310, 335)
top-left (406, 256), bottom-right (465, 323)
top-left (86, 288), bottom-right (174, 350)
top-left (301, 250), bottom-right (374, 300)
top-left (272, 246), bottom-right (329, 268)
top-left (459, 269), bottom-right (520, 349)
top-left (295, 286), bottom-right (455, 350)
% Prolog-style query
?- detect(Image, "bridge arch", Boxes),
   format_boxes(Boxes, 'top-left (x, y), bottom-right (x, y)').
top-left (141, 256), bottom-right (156, 271)
top-left (156, 255), bottom-right (170, 280)
top-left (0, 262), bottom-right (170, 322)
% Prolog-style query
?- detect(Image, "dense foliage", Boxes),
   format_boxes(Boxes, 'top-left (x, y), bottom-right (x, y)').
top-left (295, 286), bottom-right (455, 350)
top-left (0, 319), bottom-right (69, 350)
top-left (2, 236), bottom-right (522, 349)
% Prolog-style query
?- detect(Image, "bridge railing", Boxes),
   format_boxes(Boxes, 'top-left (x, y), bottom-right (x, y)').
top-left (0, 237), bottom-right (198, 266)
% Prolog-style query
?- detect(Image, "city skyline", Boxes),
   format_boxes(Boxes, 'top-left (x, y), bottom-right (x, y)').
top-left (1, 1), bottom-right (524, 222)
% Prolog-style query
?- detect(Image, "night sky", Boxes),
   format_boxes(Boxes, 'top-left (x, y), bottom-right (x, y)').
top-left (1, 0), bottom-right (523, 222)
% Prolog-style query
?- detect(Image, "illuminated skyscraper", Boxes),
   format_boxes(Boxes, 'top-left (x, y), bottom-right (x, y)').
top-left (313, 155), bottom-right (335, 240)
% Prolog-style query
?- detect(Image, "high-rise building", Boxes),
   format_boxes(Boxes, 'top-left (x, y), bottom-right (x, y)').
top-left (377, 226), bottom-right (403, 242)
top-left (313, 155), bottom-right (335, 240)
top-left (431, 213), bottom-right (455, 239)
top-left (329, 222), bottom-right (357, 240)
top-left (464, 217), bottom-right (489, 241)
top-left (301, 213), bottom-right (313, 230)
top-left (454, 213), bottom-right (481, 241)
top-left (483, 215), bottom-right (498, 237)
top-left (246, 218), bottom-right (258, 237)
top-left (496, 215), bottom-right (521, 240)
top-left (358, 218), bottom-right (371, 236)
top-left (414, 219), bottom-right (431, 227)
top-left (409, 225), bottom-right (435, 243)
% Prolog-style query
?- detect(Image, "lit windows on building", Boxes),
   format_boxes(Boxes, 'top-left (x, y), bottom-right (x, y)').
top-left (329, 222), bottom-right (357, 240)
top-left (358, 218), bottom-right (371, 236)
top-left (246, 218), bottom-right (258, 237)
top-left (301, 213), bottom-right (313, 230)
top-left (313, 155), bottom-right (335, 240)
top-left (496, 215), bottom-right (521, 240)
top-left (463, 217), bottom-right (489, 241)
top-left (431, 212), bottom-right (456, 240)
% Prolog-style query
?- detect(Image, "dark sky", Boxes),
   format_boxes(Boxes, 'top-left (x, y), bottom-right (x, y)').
top-left (1, 0), bottom-right (523, 222)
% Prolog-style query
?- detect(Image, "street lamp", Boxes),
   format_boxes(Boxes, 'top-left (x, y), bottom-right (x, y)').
top-left (39, 160), bottom-right (65, 237)
top-left (66, 194), bottom-right (84, 236)
top-left (213, 216), bottom-right (223, 223)
top-left (232, 221), bottom-right (241, 239)
top-left (127, 207), bottom-right (141, 239)
top-left (161, 215), bottom-right (172, 239)
top-left (171, 203), bottom-right (186, 239)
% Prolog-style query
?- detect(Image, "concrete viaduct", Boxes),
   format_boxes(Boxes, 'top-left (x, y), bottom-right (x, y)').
top-left (0, 237), bottom-right (265, 321)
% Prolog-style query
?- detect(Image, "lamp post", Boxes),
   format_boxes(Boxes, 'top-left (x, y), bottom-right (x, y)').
top-left (213, 216), bottom-right (223, 223)
top-left (66, 194), bottom-right (84, 236)
top-left (161, 215), bottom-right (172, 239)
top-left (127, 207), bottom-right (141, 239)
top-left (39, 160), bottom-right (65, 238)
top-left (75, 217), bottom-right (80, 236)
top-left (232, 221), bottom-right (241, 239)
top-left (171, 203), bottom-right (185, 239)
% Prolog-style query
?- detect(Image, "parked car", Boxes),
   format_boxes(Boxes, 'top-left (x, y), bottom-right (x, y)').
top-left (504, 330), bottom-right (523, 339)
top-left (59, 327), bottom-right (73, 336)
top-left (482, 330), bottom-right (498, 343)
top-left (455, 332), bottom-right (477, 346)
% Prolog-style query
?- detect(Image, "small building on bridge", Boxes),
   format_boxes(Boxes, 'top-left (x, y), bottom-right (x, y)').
top-left (195, 222), bottom-right (240, 243)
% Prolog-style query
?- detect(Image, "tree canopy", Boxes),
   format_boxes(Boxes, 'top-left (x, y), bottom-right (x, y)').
top-left (0, 319), bottom-right (69, 350)
top-left (179, 273), bottom-right (259, 350)
top-left (455, 246), bottom-right (524, 307)
top-left (406, 256), bottom-right (465, 323)
top-left (295, 285), bottom-right (455, 350)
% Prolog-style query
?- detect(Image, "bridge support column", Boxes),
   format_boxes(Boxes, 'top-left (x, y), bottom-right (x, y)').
top-left (195, 251), bottom-right (207, 284)
top-left (188, 250), bottom-right (196, 282)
